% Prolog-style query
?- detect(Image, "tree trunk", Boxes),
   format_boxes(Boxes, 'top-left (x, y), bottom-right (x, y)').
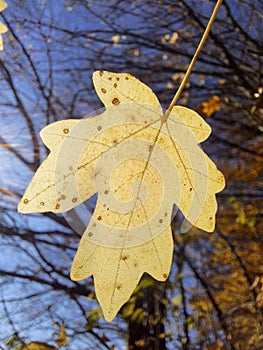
top-left (128, 282), bottom-right (167, 350)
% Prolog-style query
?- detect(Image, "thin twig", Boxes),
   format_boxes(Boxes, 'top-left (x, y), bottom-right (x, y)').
top-left (164, 0), bottom-right (223, 121)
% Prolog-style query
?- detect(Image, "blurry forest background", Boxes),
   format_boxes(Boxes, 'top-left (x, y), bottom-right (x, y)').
top-left (0, 0), bottom-right (262, 349)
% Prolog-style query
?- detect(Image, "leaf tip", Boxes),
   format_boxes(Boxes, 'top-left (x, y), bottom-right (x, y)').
top-left (69, 269), bottom-right (79, 281)
top-left (103, 310), bottom-right (117, 323)
top-left (70, 263), bottom-right (88, 281)
top-left (0, 0), bottom-right (7, 11)
top-left (97, 295), bottom-right (122, 323)
top-left (17, 197), bottom-right (31, 214)
top-left (70, 241), bottom-right (94, 282)
top-left (93, 70), bottom-right (104, 79)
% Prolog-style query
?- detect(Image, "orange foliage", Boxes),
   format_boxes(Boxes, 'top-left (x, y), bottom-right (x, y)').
top-left (195, 95), bottom-right (221, 118)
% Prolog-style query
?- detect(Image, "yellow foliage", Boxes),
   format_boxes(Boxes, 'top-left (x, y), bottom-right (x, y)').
top-left (22, 342), bottom-right (57, 350)
top-left (0, 0), bottom-right (7, 50)
top-left (161, 32), bottom-right (178, 45)
top-left (195, 95), bottom-right (221, 118)
top-left (18, 71), bottom-right (225, 321)
top-left (112, 34), bottom-right (119, 46)
top-left (54, 325), bottom-right (68, 347)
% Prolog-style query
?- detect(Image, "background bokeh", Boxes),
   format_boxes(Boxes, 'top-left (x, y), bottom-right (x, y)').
top-left (0, 1), bottom-right (262, 349)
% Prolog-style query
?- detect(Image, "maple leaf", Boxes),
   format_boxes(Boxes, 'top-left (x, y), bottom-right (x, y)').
top-left (18, 71), bottom-right (225, 321)
top-left (0, 0), bottom-right (7, 50)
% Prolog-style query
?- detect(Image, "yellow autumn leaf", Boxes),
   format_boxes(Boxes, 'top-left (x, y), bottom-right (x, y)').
top-left (195, 95), bottom-right (221, 118)
top-left (0, 0), bottom-right (7, 50)
top-left (22, 342), bottom-right (57, 350)
top-left (112, 34), bottom-right (120, 46)
top-left (169, 32), bottom-right (178, 44)
top-left (160, 32), bottom-right (178, 45)
top-left (54, 325), bottom-right (68, 347)
top-left (18, 71), bottom-right (225, 321)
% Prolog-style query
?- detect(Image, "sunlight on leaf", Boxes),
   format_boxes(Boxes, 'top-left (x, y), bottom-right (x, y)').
top-left (18, 71), bottom-right (225, 321)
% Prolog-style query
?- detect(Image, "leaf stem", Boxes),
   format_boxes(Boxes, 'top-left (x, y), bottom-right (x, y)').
top-left (164, 0), bottom-right (223, 121)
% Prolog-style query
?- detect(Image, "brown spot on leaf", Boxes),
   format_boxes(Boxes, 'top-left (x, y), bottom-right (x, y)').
top-left (23, 199), bottom-right (29, 204)
top-left (112, 97), bottom-right (120, 105)
top-left (189, 187), bottom-right (193, 191)
top-left (97, 216), bottom-right (102, 221)
top-left (125, 76), bottom-right (129, 80)
top-left (97, 125), bottom-right (102, 131)
top-left (159, 219), bottom-right (163, 223)
top-left (163, 273), bottom-right (168, 279)
top-left (63, 128), bottom-right (69, 134)
top-left (40, 202), bottom-right (45, 206)
top-left (72, 197), bottom-right (77, 203)
top-left (114, 83), bottom-right (118, 88)
top-left (58, 194), bottom-right (66, 201)
top-left (116, 77), bottom-right (120, 81)
top-left (108, 77), bottom-right (112, 80)
top-left (55, 204), bottom-right (60, 209)
top-left (101, 88), bottom-right (106, 93)
top-left (88, 232), bottom-right (93, 237)
top-left (99, 70), bottom-right (103, 76)
top-left (121, 255), bottom-right (128, 261)
top-left (104, 190), bottom-right (109, 195)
